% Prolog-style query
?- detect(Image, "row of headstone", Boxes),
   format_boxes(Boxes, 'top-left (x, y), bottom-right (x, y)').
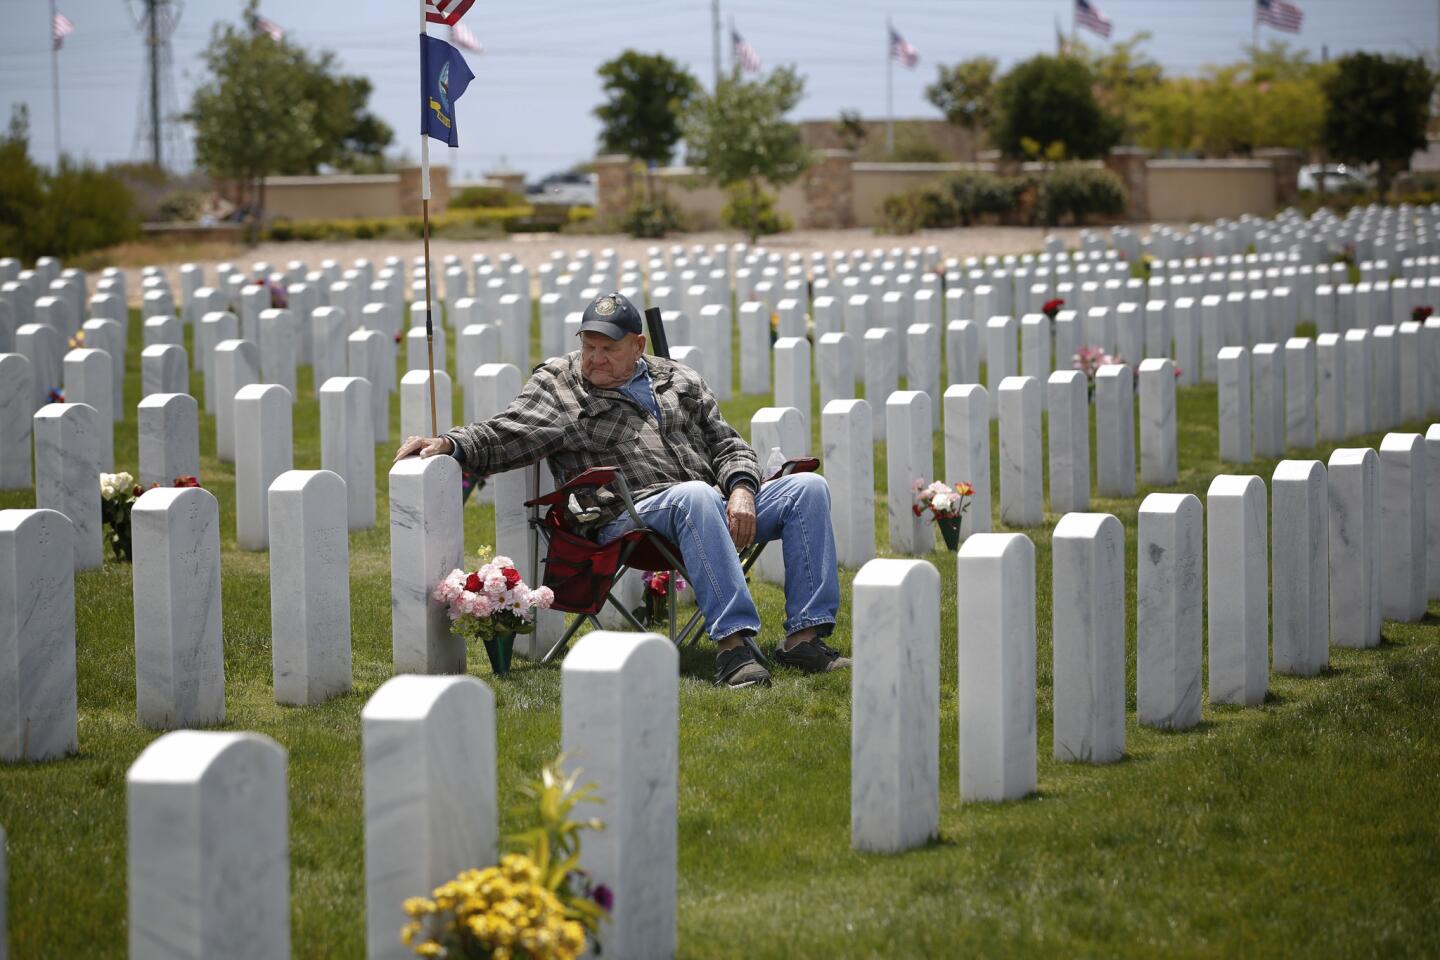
top-left (847, 424), bottom-right (1440, 852)
top-left (121, 629), bottom-right (676, 959)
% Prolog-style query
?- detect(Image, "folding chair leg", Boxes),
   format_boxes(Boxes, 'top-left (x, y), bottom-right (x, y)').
top-left (540, 611), bottom-right (595, 664)
top-left (667, 570), bottom-right (678, 644)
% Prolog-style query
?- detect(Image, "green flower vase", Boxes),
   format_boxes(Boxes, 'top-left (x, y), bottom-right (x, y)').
top-left (937, 516), bottom-right (963, 552)
top-left (484, 632), bottom-right (516, 676)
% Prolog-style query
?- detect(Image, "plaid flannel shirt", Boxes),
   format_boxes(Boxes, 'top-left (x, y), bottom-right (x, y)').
top-left (445, 352), bottom-right (760, 531)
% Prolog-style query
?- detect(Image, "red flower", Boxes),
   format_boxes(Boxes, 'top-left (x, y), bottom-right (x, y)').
top-left (1042, 298), bottom-right (1065, 319)
top-left (465, 571), bottom-right (483, 592)
top-left (173, 476), bottom-right (201, 488)
top-left (502, 567), bottom-right (522, 588)
top-left (912, 504), bottom-right (924, 517)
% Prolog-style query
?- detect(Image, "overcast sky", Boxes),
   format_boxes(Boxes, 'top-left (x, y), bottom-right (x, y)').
top-left (1, 0), bottom-right (1434, 182)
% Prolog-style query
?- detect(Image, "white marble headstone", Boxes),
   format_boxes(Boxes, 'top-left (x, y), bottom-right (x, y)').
top-left (389, 454), bottom-right (465, 674)
top-left (851, 559), bottom-right (939, 851)
top-left (1271, 460), bottom-right (1329, 676)
top-left (1136, 493), bottom-right (1203, 729)
top-left (127, 731), bottom-right (289, 958)
top-left (1052, 513), bottom-right (1126, 763)
top-left (1206, 474), bottom-right (1269, 706)
top-left (0, 508), bottom-right (77, 761)
top-left (956, 533), bottom-right (1036, 802)
top-left (362, 675), bottom-right (497, 960)
top-left (132, 487), bottom-right (225, 728)
top-left (562, 632), bottom-right (678, 960)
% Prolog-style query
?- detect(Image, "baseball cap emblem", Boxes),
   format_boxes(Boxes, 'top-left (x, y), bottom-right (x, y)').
top-left (594, 296), bottom-right (618, 317)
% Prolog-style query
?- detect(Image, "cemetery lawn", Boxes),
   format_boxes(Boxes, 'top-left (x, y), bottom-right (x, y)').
top-left (2, 306), bottom-right (1439, 958)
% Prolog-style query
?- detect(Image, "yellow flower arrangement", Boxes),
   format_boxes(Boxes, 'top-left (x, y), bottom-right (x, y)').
top-left (401, 757), bottom-right (610, 959)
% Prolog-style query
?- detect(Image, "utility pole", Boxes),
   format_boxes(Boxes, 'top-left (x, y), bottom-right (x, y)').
top-left (148, 0), bottom-right (161, 168)
top-left (711, 0), bottom-right (721, 91)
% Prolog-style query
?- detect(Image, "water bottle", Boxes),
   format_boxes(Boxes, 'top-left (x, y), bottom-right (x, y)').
top-left (765, 446), bottom-right (785, 480)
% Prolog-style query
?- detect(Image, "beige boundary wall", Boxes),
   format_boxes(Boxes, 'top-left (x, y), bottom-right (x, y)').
top-left (233, 167), bottom-right (452, 221)
top-left (595, 149), bottom-right (1302, 230)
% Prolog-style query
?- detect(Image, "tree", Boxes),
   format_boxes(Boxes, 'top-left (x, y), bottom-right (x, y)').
top-left (991, 55), bottom-right (1120, 160)
top-left (834, 109), bottom-right (867, 151)
top-left (1324, 52), bottom-right (1435, 197)
top-left (593, 51), bottom-right (700, 166)
top-left (1132, 61), bottom-right (1330, 157)
top-left (187, 1), bottom-right (393, 241)
top-left (682, 66), bottom-right (811, 241)
top-left (925, 57), bottom-right (998, 135)
top-left (0, 106), bottom-right (137, 261)
top-left (1077, 33), bottom-right (1163, 142)
top-left (0, 107), bottom-right (43, 258)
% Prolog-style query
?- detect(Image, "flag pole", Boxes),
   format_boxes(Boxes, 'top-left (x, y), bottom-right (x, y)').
top-left (1252, 2), bottom-right (1260, 58)
top-left (885, 17), bottom-right (894, 157)
top-left (49, 0), bottom-right (62, 162)
top-left (419, 0), bottom-right (438, 439)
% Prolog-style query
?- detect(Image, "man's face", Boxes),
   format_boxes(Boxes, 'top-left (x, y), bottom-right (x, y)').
top-left (580, 331), bottom-right (646, 389)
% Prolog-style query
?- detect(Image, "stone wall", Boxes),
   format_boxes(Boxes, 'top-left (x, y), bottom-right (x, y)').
top-left (238, 167), bottom-right (451, 222)
top-left (588, 150), bottom-right (1307, 231)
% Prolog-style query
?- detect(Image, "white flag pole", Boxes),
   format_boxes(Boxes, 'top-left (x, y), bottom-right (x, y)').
top-left (419, 0), bottom-right (438, 438)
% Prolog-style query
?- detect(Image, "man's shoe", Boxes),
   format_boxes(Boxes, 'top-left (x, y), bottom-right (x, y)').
top-left (775, 637), bottom-right (852, 673)
top-left (715, 643), bottom-right (772, 688)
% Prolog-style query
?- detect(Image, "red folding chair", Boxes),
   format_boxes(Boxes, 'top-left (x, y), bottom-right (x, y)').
top-left (524, 458), bottom-right (819, 664)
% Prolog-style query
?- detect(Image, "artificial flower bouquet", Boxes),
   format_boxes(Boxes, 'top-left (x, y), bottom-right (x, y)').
top-left (99, 473), bottom-right (204, 562)
top-left (912, 479), bottom-right (975, 551)
top-left (402, 756), bottom-right (611, 960)
top-left (635, 570), bottom-right (688, 628)
top-left (433, 547), bottom-right (554, 675)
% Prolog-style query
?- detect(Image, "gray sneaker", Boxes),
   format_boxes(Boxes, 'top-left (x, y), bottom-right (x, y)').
top-left (715, 644), bottom-right (772, 688)
top-left (775, 638), bottom-right (852, 673)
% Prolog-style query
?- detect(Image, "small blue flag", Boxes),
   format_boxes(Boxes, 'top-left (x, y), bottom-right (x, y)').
top-left (420, 34), bottom-right (474, 147)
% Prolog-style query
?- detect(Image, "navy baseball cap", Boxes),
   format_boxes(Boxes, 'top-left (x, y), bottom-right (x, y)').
top-left (578, 291), bottom-right (643, 340)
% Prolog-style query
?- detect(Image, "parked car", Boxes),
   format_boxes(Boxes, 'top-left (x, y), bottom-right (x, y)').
top-left (526, 171), bottom-right (597, 207)
top-left (1298, 164), bottom-right (1373, 193)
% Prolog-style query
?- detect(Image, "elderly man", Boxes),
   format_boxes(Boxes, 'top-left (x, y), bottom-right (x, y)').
top-left (394, 291), bottom-right (848, 688)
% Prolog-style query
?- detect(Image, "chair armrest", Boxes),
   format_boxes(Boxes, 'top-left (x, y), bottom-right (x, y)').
top-left (523, 466), bottom-right (619, 509)
top-left (762, 457), bottom-right (819, 484)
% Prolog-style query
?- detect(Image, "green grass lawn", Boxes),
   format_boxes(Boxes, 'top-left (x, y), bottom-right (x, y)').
top-left (1, 300), bottom-right (1438, 958)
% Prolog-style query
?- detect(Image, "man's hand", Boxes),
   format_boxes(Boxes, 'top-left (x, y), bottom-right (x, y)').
top-left (393, 435), bottom-right (454, 463)
top-left (726, 486), bottom-right (756, 551)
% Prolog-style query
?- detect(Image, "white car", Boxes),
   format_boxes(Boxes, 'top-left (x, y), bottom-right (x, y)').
top-left (1298, 164), bottom-right (1372, 193)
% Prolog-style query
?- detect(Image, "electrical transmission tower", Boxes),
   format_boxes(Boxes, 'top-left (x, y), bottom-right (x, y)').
top-left (128, 0), bottom-right (187, 170)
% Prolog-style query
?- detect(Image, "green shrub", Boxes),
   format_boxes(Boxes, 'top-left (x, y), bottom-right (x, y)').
top-left (722, 182), bottom-right (791, 240)
top-left (450, 184), bottom-right (527, 209)
top-left (1035, 165), bottom-right (1127, 226)
top-left (878, 170), bottom-right (1024, 233)
top-left (154, 190), bottom-right (208, 222)
top-left (620, 195), bottom-right (686, 238)
top-left (0, 106), bottom-right (139, 261)
top-left (945, 171), bottom-right (1022, 225)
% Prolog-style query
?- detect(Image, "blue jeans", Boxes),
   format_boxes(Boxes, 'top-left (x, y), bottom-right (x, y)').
top-left (597, 473), bottom-right (840, 644)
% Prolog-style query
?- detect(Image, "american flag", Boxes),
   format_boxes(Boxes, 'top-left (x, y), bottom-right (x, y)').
top-left (451, 22), bottom-right (482, 53)
top-left (732, 28), bottom-right (760, 73)
top-left (52, 11), bottom-right (74, 51)
top-left (1075, 0), bottom-right (1113, 38)
top-left (424, 0), bottom-right (475, 27)
top-left (1256, 0), bottom-right (1304, 33)
top-left (889, 26), bottom-right (918, 69)
top-left (251, 13), bottom-right (284, 41)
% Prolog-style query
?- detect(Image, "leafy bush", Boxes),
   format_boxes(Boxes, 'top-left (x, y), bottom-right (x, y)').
top-left (722, 182), bottom-right (791, 239)
top-left (264, 205), bottom-right (534, 242)
top-left (945, 171), bottom-right (1022, 224)
top-left (155, 190), bottom-right (208, 222)
top-left (450, 185), bottom-right (528, 209)
top-left (879, 185), bottom-right (956, 235)
top-left (1034, 165), bottom-right (1127, 226)
top-left (619, 194), bottom-right (686, 238)
top-left (878, 170), bottom-right (1024, 233)
top-left (0, 106), bottom-right (139, 261)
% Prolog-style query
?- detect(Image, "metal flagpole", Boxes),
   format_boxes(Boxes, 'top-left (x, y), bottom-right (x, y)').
top-left (1252, 1), bottom-right (1260, 56)
top-left (885, 17), bottom-right (894, 156)
top-left (419, 0), bottom-right (438, 439)
top-left (49, 0), bottom-right (62, 161)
